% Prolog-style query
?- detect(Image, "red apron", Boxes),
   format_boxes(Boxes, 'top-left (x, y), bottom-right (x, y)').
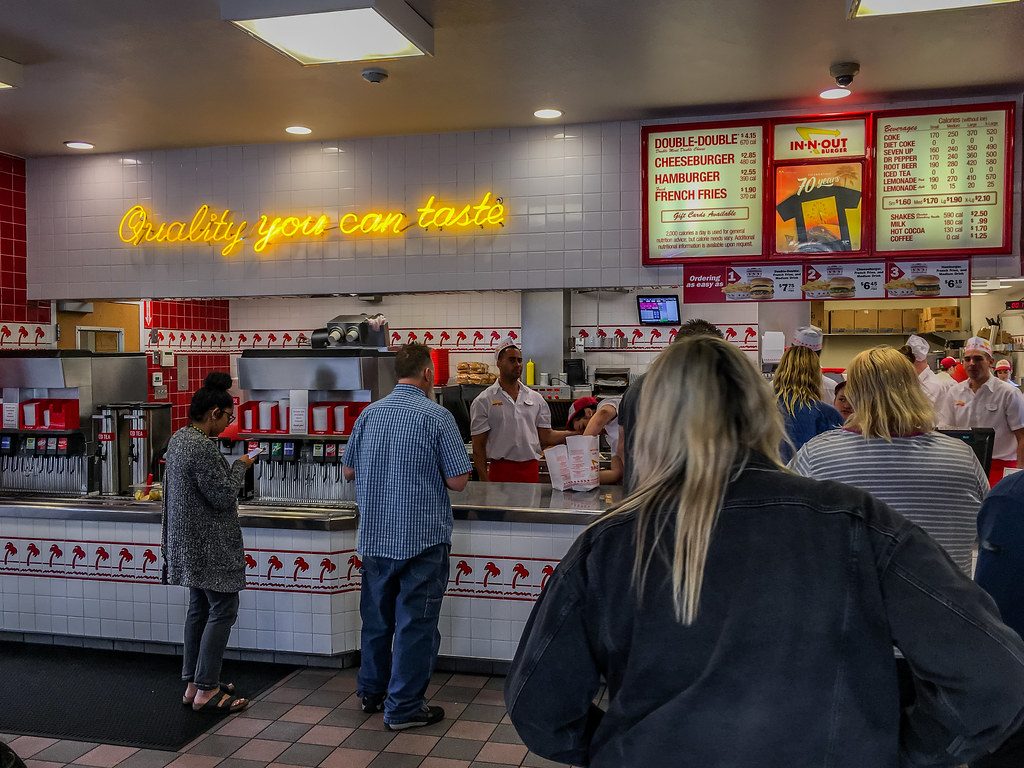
top-left (989, 459), bottom-right (1017, 488)
top-left (488, 458), bottom-right (540, 483)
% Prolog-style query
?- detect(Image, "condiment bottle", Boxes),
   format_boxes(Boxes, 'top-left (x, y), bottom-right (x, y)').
top-left (525, 358), bottom-right (536, 386)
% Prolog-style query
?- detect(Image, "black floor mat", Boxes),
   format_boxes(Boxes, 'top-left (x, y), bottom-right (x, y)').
top-left (0, 641), bottom-right (296, 751)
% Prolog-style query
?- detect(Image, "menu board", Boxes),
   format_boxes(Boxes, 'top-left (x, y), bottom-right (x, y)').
top-left (876, 107), bottom-right (1011, 253)
top-left (801, 262), bottom-right (885, 301)
top-left (885, 260), bottom-right (969, 298)
top-left (643, 121), bottom-right (764, 262)
top-left (775, 162), bottom-right (864, 254)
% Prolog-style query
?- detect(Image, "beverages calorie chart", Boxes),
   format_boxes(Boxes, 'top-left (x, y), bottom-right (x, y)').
top-left (876, 108), bottom-right (1008, 253)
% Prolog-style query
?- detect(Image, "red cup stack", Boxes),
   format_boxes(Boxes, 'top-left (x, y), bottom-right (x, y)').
top-left (431, 348), bottom-right (450, 386)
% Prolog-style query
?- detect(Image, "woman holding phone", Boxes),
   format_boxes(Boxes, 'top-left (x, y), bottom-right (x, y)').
top-left (162, 371), bottom-right (256, 713)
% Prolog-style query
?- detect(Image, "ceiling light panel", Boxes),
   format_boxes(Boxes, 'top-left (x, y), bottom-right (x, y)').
top-left (0, 56), bottom-right (23, 89)
top-left (848, 0), bottom-right (1018, 17)
top-left (221, 0), bottom-right (433, 65)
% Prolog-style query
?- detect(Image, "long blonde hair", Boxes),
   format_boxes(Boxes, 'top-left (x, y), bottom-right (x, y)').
top-left (773, 345), bottom-right (823, 415)
top-left (611, 336), bottom-right (786, 624)
top-left (845, 346), bottom-right (935, 439)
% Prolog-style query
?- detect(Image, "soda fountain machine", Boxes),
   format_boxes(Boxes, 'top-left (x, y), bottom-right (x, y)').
top-left (237, 314), bottom-right (396, 506)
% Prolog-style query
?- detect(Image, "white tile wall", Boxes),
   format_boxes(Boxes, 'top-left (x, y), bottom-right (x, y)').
top-left (0, 515), bottom-right (591, 661)
top-left (26, 124), bottom-right (666, 299)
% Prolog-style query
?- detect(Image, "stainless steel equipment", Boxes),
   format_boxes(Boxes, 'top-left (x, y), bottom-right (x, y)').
top-left (94, 402), bottom-right (171, 496)
top-left (0, 351), bottom-right (150, 496)
top-left (237, 322), bottom-right (397, 506)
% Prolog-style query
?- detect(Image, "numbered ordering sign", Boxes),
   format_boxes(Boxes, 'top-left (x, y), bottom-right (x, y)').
top-left (642, 120), bottom-right (765, 263)
top-left (875, 105), bottom-right (1013, 254)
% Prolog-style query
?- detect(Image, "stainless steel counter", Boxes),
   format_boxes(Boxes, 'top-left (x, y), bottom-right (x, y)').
top-left (0, 482), bottom-right (622, 528)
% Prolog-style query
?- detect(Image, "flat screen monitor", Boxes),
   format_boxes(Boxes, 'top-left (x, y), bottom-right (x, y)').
top-left (937, 428), bottom-right (995, 474)
top-left (637, 295), bottom-right (681, 326)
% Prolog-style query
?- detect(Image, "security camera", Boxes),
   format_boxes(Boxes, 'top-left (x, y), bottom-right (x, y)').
top-left (361, 68), bottom-right (388, 84)
top-left (829, 62), bottom-right (860, 88)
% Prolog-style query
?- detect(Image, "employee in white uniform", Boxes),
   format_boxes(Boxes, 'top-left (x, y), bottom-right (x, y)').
top-left (995, 359), bottom-right (1019, 387)
top-left (566, 396), bottom-right (623, 485)
top-left (904, 334), bottom-right (952, 408)
top-left (940, 336), bottom-right (1024, 487)
top-left (470, 338), bottom-right (572, 483)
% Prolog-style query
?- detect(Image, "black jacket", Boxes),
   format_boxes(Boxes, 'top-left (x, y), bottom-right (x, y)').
top-left (505, 455), bottom-right (1024, 767)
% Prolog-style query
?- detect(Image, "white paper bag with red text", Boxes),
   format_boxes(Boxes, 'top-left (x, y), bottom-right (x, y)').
top-left (546, 444), bottom-right (572, 491)
top-left (566, 435), bottom-right (600, 491)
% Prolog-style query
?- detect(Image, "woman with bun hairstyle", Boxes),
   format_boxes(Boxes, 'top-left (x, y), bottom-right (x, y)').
top-left (162, 372), bottom-right (256, 713)
top-left (505, 336), bottom-right (1024, 767)
top-left (773, 344), bottom-right (843, 460)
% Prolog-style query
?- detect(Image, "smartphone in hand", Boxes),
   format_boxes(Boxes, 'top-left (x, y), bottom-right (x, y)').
top-left (247, 446), bottom-right (264, 459)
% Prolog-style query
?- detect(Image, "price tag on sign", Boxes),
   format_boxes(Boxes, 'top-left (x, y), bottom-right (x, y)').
top-left (861, 279), bottom-right (879, 292)
top-left (945, 277), bottom-right (964, 290)
top-left (129, 429), bottom-right (148, 438)
top-left (777, 280), bottom-right (798, 295)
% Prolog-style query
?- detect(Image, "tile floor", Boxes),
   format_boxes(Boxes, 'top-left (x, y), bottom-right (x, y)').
top-left (3, 669), bottom-right (563, 768)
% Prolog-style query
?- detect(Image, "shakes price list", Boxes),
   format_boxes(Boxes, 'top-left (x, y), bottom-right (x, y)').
top-left (876, 108), bottom-right (1008, 252)
top-left (645, 123), bottom-right (763, 260)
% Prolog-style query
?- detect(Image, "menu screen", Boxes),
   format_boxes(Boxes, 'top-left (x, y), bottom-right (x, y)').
top-left (643, 122), bottom-right (764, 262)
top-left (636, 295), bottom-right (681, 325)
top-left (876, 107), bottom-right (1010, 253)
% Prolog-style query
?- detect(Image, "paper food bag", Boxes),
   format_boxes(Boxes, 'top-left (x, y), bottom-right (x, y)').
top-left (548, 435), bottom-right (600, 492)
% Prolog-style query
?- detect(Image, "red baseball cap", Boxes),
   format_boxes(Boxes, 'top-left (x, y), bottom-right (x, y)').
top-left (566, 396), bottom-right (599, 428)
top-left (940, 356), bottom-right (957, 369)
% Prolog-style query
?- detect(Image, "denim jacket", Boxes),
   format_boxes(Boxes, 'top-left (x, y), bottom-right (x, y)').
top-left (505, 454), bottom-right (1024, 768)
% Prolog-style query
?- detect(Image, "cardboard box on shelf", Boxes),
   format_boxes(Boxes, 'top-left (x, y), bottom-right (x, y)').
top-left (977, 326), bottom-right (991, 339)
top-left (902, 309), bottom-right (921, 333)
top-left (810, 301), bottom-right (825, 332)
top-left (920, 305), bottom-right (960, 321)
top-left (877, 309), bottom-right (902, 334)
top-left (921, 317), bottom-right (962, 333)
top-left (854, 309), bottom-right (878, 334)
top-left (829, 310), bottom-right (855, 333)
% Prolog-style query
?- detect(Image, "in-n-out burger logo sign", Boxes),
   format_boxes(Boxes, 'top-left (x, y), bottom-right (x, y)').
top-left (118, 193), bottom-right (505, 256)
top-left (789, 126), bottom-right (850, 156)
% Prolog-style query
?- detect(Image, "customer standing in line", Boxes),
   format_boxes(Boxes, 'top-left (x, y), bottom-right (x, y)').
top-left (938, 336), bottom-right (1024, 486)
top-left (792, 346), bottom-right (988, 574)
top-left (343, 344), bottom-right (472, 730)
top-left (504, 336), bottom-right (1024, 768)
top-left (773, 327), bottom-right (843, 461)
top-left (617, 318), bottom-right (723, 492)
top-left (162, 371), bottom-right (255, 713)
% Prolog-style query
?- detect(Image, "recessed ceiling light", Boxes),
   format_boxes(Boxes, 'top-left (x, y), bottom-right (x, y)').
top-left (819, 87), bottom-right (852, 99)
top-left (64, 141), bottom-right (95, 150)
top-left (286, 126), bottom-right (312, 135)
top-left (221, 0), bottom-right (433, 65)
top-left (0, 56), bottom-right (23, 89)
top-left (534, 108), bottom-right (564, 119)
top-left (848, 0), bottom-right (1018, 17)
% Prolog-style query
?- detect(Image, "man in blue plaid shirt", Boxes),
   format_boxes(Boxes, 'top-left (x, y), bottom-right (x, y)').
top-left (343, 343), bottom-right (472, 730)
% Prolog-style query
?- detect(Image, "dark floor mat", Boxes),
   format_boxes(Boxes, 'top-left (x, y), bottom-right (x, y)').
top-left (0, 641), bottom-right (296, 751)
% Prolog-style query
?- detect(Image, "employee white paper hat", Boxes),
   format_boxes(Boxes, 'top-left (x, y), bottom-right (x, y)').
top-left (964, 336), bottom-right (994, 358)
top-left (495, 336), bottom-right (519, 361)
top-left (906, 335), bottom-right (930, 362)
top-left (791, 325), bottom-right (823, 352)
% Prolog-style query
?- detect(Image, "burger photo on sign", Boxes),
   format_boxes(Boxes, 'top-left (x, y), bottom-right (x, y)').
top-left (828, 276), bottom-right (857, 299)
top-left (749, 277), bottom-right (775, 301)
top-left (913, 274), bottom-right (941, 297)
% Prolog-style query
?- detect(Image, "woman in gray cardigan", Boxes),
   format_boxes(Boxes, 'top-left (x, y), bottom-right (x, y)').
top-left (162, 372), bottom-right (255, 713)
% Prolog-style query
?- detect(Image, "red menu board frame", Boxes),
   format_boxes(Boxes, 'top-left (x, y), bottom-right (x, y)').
top-left (641, 118), bottom-right (769, 265)
top-left (873, 102), bottom-right (1015, 257)
top-left (642, 102), bottom-right (1016, 266)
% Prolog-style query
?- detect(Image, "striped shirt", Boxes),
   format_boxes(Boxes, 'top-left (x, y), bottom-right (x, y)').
top-left (343, 384), bottom-right (472, 560)
top-left (790, 429), bottom-right (988, 573)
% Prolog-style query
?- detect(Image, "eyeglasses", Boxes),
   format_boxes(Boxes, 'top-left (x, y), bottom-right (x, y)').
top-left (220, 411), bottom-right (236, 425)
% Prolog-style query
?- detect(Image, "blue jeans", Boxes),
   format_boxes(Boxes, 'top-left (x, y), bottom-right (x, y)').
top-left (182, 588), bottom-right (239, 691)
top-left (357, 542), bottom-right (449, 724)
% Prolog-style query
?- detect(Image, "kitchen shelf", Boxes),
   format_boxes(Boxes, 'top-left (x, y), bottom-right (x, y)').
top-left (238, 433), bottom-right (350, 442)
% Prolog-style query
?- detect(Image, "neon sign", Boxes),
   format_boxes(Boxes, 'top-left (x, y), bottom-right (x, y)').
top-left (118, 193), bottom-right (505, 256)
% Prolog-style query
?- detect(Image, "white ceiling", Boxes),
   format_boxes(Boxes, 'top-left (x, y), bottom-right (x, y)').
top-left (0, 0), bottom-right (1022, 158)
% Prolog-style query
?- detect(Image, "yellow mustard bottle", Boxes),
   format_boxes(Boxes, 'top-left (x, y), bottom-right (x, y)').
top-left (525, 358), bottom-right (535, 386)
